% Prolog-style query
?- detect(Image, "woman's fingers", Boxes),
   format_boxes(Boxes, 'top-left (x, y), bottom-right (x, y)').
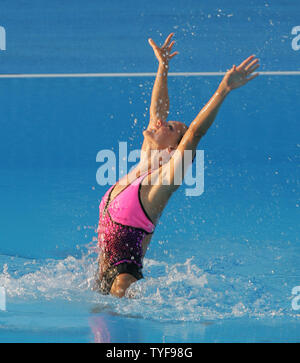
top-left (245, 72), bottom-right (260, 83)
top-left (246, 63), bottom-right (260, 75)
top-left (168, 40), bottom-right (175, 51)
top-left (148, 38), bottom-right (159, 50)
top-left (245, 59), bottom-right (259, 72)
top-left (162, 33), bottom-right (174, 48)
top-left (237, 55), bottom-right (255, 71)
top-left (169, 51), bottom-right (179, 59)
top-left (149, 34), bottom-right (178, 62)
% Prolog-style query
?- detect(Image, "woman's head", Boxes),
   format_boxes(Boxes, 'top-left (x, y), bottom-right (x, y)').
top-left (143, 119), bottom-right (188, 152)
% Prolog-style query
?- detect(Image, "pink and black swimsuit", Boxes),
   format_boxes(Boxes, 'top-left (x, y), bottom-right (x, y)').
top-left (96, 171), bottom-right (155, 294)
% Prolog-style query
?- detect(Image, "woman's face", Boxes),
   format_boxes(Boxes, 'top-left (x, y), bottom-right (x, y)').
top-left (143, 119), bottom-right (187, 150)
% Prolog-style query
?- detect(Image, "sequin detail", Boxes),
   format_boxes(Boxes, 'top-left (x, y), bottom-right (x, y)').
top-left (98, 210), bottom-right (145, 276)
top-left (97, 171), bottom-right (155, 281)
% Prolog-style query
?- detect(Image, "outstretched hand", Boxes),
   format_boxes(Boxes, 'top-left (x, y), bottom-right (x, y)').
top-left (221, 55), bottom-right (260, 91)
top-left (148, 33), bottom-right (178, 67)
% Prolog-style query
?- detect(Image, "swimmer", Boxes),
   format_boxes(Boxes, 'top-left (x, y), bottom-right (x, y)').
top-left (95, 33), bottom-right (260, 297)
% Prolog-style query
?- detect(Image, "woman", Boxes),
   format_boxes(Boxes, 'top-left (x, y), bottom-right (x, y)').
top-left (96, 33), bottom-right (260, 297)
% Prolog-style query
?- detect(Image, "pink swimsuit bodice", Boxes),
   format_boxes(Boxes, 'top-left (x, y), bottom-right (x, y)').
top-left (99, 172), bottom-right (155, 234)
top-left (97, 171), bottom-right (155, 271)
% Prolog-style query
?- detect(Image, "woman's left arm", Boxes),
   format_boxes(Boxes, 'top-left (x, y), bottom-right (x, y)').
top-left (159, 55), bottom-right (260, 191)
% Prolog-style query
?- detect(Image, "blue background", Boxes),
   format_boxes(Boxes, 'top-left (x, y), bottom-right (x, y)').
top-left (0, 0), bottom-right (299, 259)
top-left (0, 0), bottom-right (299, 342)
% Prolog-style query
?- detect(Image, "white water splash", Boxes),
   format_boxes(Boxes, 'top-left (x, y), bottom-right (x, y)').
top-left (0, 250), bottom-right (298, 322)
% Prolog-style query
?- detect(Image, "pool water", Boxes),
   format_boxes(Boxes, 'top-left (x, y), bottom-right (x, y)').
top-left (0, 161), bottom-right (299, 342)
top-left (0, 0), bottom-right (300, 343)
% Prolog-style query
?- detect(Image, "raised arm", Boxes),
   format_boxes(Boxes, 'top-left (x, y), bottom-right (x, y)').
top-left (186, 55), bottom-right (259, 143)
top-left (147, 33), bottom-right (178, 129)
top-left (162, 55), bottom-right (260, 189)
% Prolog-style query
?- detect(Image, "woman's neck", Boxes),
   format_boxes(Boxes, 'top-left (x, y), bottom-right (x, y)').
top-left (118, 144), bottom-right (174, 185)
top-left (138, 143), bottom-right (173, 174)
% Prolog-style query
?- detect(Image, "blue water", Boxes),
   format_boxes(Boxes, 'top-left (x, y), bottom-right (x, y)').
top-left (0, 0), bottom-right (300, 342)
